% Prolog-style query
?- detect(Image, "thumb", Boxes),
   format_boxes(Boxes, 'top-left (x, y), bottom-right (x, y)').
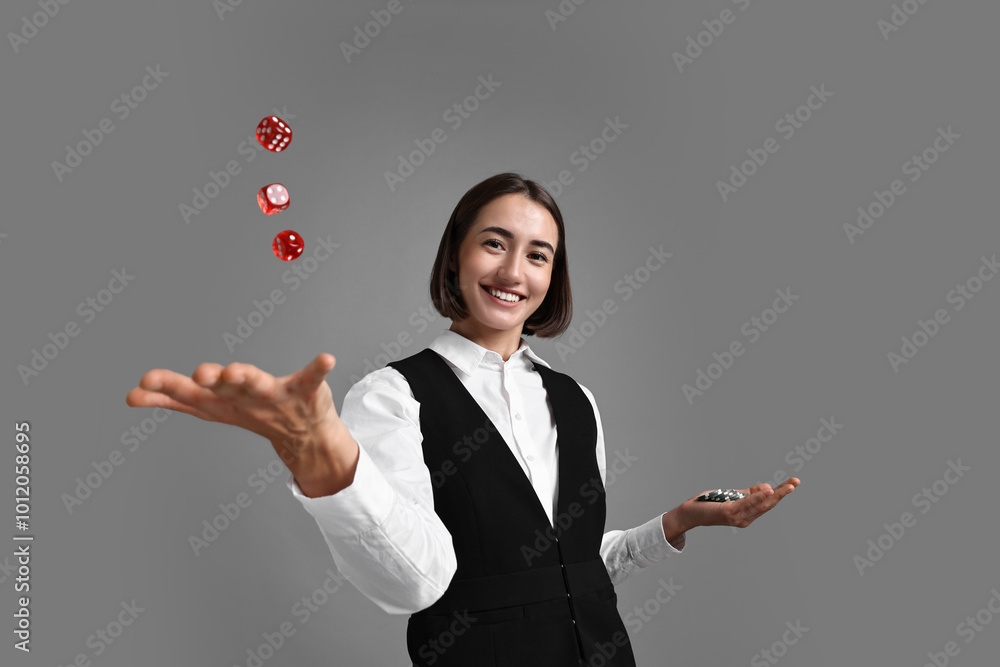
top-left (293, 353), bottom-right (336, 393)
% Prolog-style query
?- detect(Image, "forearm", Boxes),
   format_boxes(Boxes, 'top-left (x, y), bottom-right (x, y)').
top-left (601, 511), bottom-right (683, 586)
top-left (661, 503), bottom-right (694, 548)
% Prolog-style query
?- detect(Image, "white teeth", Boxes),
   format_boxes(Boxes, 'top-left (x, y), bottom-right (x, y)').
top-left (485, 286), bottom-right (523, 302)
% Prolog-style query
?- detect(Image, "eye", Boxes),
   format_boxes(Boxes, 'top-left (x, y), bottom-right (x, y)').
top-left (483, 239), bottom-right (549, 263)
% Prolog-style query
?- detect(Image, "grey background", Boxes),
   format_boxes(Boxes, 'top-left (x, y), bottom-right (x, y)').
top-left (3, 0), bottom-right (998, 665)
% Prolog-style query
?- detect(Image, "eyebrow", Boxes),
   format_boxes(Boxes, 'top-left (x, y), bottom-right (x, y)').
top-left (477, 226), bottom-right (555, 255)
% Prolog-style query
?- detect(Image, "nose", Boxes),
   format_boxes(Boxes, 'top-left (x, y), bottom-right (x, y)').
top-left (497, 252), bottom-right (522, 281)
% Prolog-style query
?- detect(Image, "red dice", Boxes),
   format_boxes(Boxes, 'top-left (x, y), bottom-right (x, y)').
top-left (257, 183), bottom-right (289, 215)
top-left (272, 230), bottom-right (305, 261)
top-left (256, 116), bottom-right (292, 152)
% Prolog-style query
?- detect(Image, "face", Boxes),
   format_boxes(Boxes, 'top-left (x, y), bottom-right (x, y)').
top-left (448, 194), bottom-right (559, 339)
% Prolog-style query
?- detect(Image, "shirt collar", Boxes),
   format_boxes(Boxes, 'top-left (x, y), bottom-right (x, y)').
top-left (429, 329), bottom-right (552, 377)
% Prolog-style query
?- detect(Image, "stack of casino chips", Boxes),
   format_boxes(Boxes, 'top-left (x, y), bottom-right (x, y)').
top-left (696, 489), bottom-right (747, 502)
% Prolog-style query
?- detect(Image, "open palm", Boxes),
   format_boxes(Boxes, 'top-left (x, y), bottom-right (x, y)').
top-left (682, 479), bottom-right (800, 529)
top-left (125, 353), bottom-right (341, 458)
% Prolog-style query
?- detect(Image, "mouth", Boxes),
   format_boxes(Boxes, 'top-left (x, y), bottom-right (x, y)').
top-left (481, 284), bottom-right (526, 305)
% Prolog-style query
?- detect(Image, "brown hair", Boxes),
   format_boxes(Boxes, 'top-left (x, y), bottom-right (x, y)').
top-left (429, 172), bottom-right (572, 337)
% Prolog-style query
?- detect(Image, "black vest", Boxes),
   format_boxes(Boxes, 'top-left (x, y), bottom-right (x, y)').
top-left (387, 348), bottom-right (637, 667)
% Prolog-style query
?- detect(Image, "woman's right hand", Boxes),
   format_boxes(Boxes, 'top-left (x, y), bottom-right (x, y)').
top-left (124, 353), bottom-right (358, 495)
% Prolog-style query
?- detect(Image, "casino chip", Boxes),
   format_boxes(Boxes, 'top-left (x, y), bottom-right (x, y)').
top-left (696, 489), bottom-right (747, 502)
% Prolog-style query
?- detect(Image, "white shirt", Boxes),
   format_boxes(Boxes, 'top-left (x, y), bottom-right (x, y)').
top-left (286, 329), bottom-right (685, 615)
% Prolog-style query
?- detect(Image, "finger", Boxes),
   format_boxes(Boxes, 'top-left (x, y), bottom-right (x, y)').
top-left (745, 482), bottom-right (775, 496)
top-left (126, 386), bottom-right (216, 422)
top-left (195, 362), bottom-right (274, 399)
top-left (139, 369), bottom-right (218, 408)
top-left (773, 479), bottom-right (800, 499)
top-left (191, 362), bottom-right (225, 387)
top-left (286, 353), bottom-right (336, 394)
top-left (213, 363), bottom-right (259, 398)
top-left (745, 480), bottom-right (799, 520)
top-left (236, 364), bottom-right (277, 399)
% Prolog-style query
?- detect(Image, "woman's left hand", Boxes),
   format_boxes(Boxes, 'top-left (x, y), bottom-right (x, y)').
top-left (680, 479), bottom-right (801, 530)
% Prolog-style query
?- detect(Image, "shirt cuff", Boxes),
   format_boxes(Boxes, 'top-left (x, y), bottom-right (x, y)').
top-left (285, 441), bottom-right (397, 538)
top-left (627, 513), bottom-right (685, 567)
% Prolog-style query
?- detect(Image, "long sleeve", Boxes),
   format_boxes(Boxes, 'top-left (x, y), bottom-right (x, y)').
top-left (577, 384), bottom-right (686, 587)
top-left (287, 331), bottom-right (686, 614)
top-left (285, 372), bottom-right (458, 615)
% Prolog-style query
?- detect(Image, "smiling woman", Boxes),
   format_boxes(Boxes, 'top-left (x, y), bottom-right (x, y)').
top-left (126, 171), bottom-right (799, 667)
top-left (428, 175), bottom-right (572, 360)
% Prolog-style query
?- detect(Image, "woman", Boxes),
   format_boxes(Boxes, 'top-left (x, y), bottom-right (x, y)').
top-left (126, 172), bottom-right (799, 666)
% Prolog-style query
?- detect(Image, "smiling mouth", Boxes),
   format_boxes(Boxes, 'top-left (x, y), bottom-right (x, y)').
top-left (481, 285), bottom-right (526, 302)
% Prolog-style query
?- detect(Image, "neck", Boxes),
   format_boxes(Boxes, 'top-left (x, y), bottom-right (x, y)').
top-left (449, 323), bottom-right (522, 362)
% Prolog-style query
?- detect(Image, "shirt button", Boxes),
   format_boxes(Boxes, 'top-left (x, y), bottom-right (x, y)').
top-left (515, 413), bottom-right (521, 420)
top-left (525, 454), bottom-right (535, 461)
top-left (571, 619), bottom-right (577, 625)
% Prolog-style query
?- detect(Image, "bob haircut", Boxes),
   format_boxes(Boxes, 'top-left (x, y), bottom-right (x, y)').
top-left (429, 172), bottom-right (572, 338)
